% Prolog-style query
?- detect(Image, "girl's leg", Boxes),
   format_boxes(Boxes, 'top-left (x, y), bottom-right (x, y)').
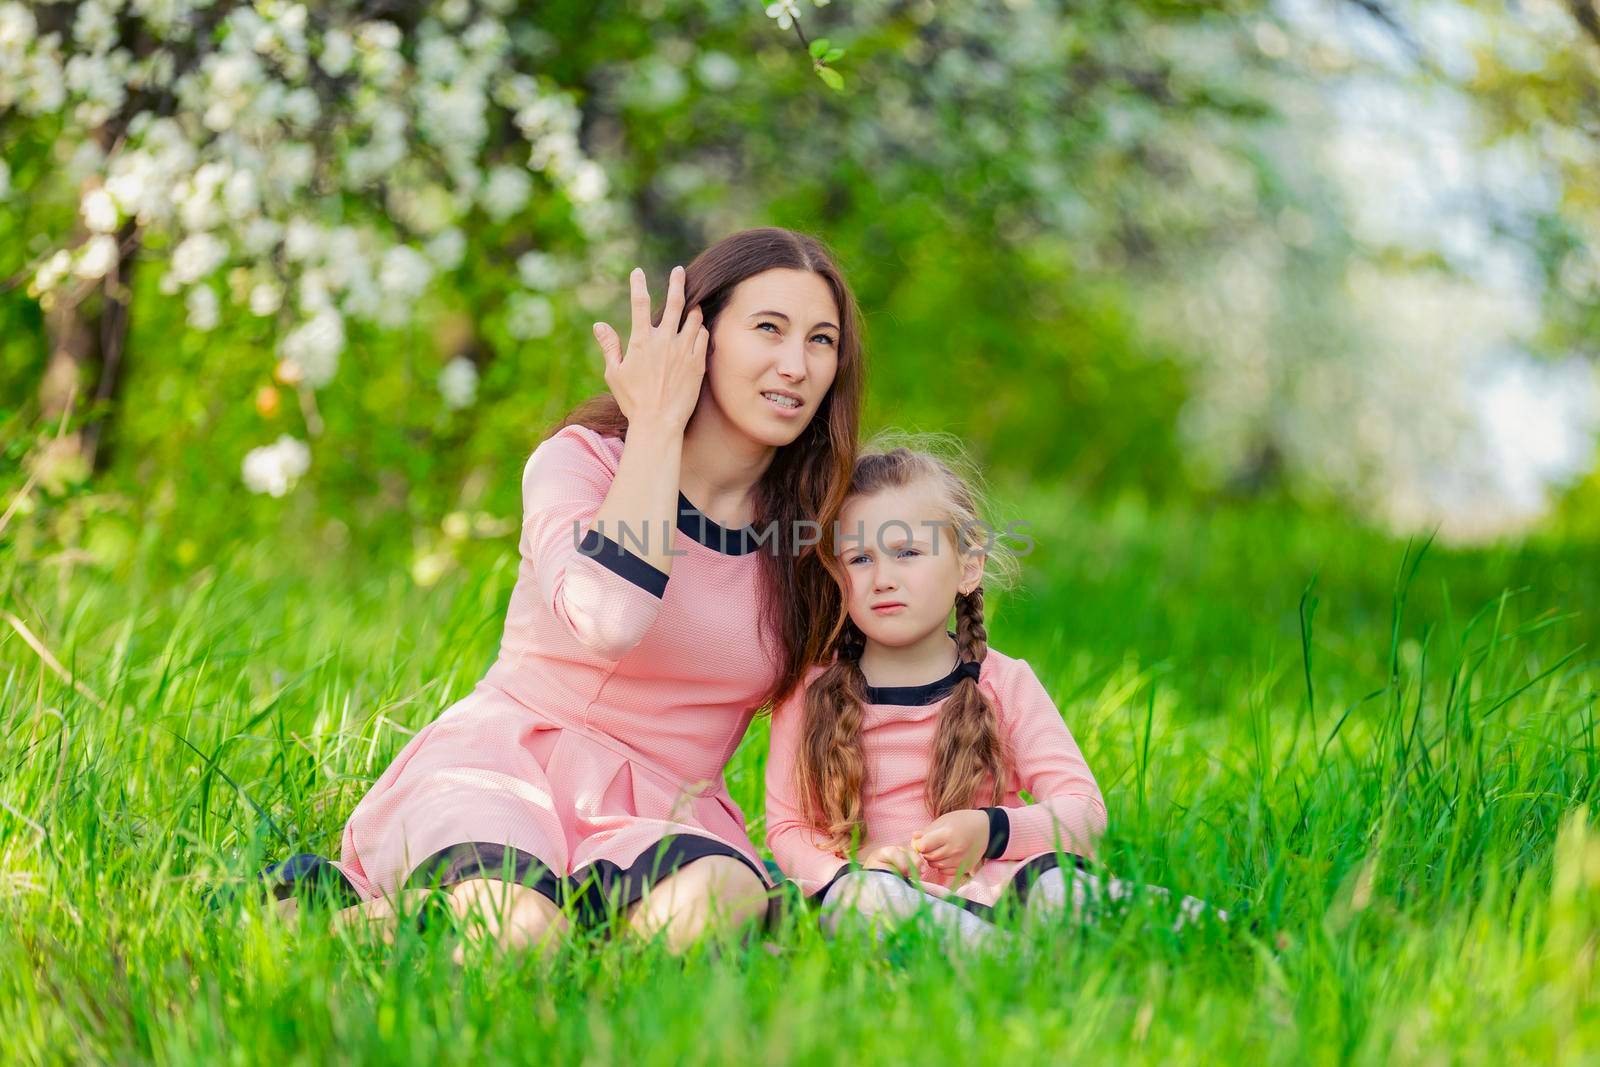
top-left (623, 856), bottom-right (769, 953)
top-left (820, 870), bottom-right (1003, 949)
top-left (1023, 866), bottom-right (1228, 930)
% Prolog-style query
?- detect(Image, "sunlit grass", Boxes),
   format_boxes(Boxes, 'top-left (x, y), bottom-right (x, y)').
top-left (3, 494), bottom-right (1598, 1065)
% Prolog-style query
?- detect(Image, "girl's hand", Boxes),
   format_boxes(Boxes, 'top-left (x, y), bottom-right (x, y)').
top-left (912, 809), bottom-right (990, 876)
top-left (859, 844), bottom-right (922, 879)
top-left (591, 265), bottom-right (709, 438)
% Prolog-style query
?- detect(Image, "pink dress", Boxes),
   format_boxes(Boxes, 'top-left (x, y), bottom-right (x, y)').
top-left (764, 646), bottom-right (1107, 911)
top-left (271, 425), bottom-right (783, 921)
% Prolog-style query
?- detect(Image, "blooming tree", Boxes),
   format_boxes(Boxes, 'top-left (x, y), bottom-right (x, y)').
top-left (4, 0), bottom-right (628, 489)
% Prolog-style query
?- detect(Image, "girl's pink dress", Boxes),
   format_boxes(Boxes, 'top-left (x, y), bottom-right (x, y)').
top-left (295, 425), bottom-right (783, 916)
top-left (764, 647), bottom-right (1107, 910)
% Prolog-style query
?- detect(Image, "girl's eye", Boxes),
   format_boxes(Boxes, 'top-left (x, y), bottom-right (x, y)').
top-left (897, 548), bottom-right (920, 558)
top-left (812, 333), bottom-right (836, 347)
top-left (846, 554), bottom-right (869, 565)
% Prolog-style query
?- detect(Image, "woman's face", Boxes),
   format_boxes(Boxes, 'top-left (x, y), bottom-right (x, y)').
top-left (701, 268), bottom-right (841, 448)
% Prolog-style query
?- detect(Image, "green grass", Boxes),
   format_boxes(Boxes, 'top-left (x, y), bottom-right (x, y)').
top-left (3, 491), bottom-right (1599, 1065)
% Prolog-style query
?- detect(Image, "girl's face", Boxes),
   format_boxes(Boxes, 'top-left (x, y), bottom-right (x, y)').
top-left (836, 482), bottom-right (986, 649)
top-left (701, 268), bottom-right (841, 448)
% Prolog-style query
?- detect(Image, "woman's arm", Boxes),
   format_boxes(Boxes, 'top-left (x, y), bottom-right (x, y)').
top-left (980, 658), bottom-right (1108, 863)
top-left (520, 428), bottom-right (673, 661)
top-left (518, 266), bottom-right (707, 662)
top-left (586, 265), bottom-right (708, 578)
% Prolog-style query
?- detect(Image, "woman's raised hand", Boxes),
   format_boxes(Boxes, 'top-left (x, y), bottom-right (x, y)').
top-left (591, 265), bottom-right (709, 437)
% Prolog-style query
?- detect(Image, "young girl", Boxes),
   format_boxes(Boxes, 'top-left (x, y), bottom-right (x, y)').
top-left (764, 444), bottom-right (1224, 945)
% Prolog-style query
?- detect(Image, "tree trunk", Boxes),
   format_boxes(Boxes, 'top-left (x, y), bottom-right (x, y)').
top-left (38, 223), bottom-right (138, 474)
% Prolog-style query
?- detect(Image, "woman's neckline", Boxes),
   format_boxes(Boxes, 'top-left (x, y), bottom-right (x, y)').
top-left (861, 631), bottom-right (977, 706)
top-left (677, 491), bottom-right (759, 555)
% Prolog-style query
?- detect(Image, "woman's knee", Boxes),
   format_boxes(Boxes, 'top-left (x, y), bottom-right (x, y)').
top-left (447, 878), bottom-right (568, 945)
top-left (625, 857), bottom-right (768, 950)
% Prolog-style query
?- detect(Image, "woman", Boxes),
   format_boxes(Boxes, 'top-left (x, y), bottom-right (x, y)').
top-left (265, 227), bottom-right (866, 953)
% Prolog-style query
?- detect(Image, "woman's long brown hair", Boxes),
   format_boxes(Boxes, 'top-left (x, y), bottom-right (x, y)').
top-left (549, 227), bottom-right (865, 712)
top-left (797, 446), bottom-right (1020, 852)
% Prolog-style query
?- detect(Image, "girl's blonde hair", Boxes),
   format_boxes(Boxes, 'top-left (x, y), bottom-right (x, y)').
top-left (796, 431), bottom-right (1022, 852)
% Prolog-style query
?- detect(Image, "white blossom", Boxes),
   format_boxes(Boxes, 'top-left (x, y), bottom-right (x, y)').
top-left (33, 249), bottom-right (72, 293)
top-left (186, 284), bottom-right (219, 330)
top-left (438, 355), bottom-right (479, 409)
top-left (417, 34), bottom-right (464, 82)
top-left (765, 1), bottom-right (801, 31)
top-left (222, 168), bottom-right (258, 220)
top-left (378, 244), bottom-right (434, 301)
top-left (480, 165), bottom-right (532, 221)
top-left (241, 434), bottom-right (312, 497)
top-left (74, 234), bottom-right (119, 280)
top-left (298, 268), bottom-right (332, 312)
top-left (566, 160), bottom-right (608, 204)
top-left (170, 231), bottom-right (226, 283)
top-left (240, 217), bottom-right (282, 256)
top-left (281, 86), bottom-right (318, 127)
top-left (425, 228), bottom-right (466, 271)
top-left (516, 250), bottom-right (563, 290)
top-left (269, 141), bottom-right (315, 187)
top-left (248, 281), bottom-right (282, 316)
top-left (3, 0), bottom-right (625, 404)
top-left (505, 292), bottom-right (553, 339)
top-left (283, 218), bottom-right (323, 261)
top-left (318, 28), bottom-right (353, 76)
top-left (280, 307), bottom-right (344, 386)
top-left (0, 3), bottom-right (36, 51)
top-left (73, 2), bottom-right (117, 54)
top-left (695, 52), bottom-right (740, 91)
top-left (82, 187), bottom-right (119, 232)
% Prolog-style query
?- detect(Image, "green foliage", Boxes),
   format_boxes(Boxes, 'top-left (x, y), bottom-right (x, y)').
top-left (3, 493), bottom-right (1599, 1063)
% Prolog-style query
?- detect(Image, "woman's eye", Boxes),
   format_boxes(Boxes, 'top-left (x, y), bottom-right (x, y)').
top-left (898, 548), bottom-right (920, 558)
top-left (758, 322), bottom-right (779, 333)
top-left (846, 554), bottom-right (868, 565)
top-left (812, 333), bottom-right (836, 346)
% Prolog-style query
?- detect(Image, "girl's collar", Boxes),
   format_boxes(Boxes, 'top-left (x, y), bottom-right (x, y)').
top-left (860, 631), bottom-right (984, 706)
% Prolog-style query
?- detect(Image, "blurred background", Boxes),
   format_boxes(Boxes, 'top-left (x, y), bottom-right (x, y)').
top-left (4, 0), bottom-right (1600, 594)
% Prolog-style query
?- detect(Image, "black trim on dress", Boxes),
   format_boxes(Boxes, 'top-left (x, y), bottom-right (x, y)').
top-left (255, 834), bottom-right (776, 934)
top-left (859, 631), bottom-right (983, 706)
top-left (565, 833), bottom-right (773, 929)
top-left (981, 806), bottom-right (1011, 860)
top-left (257, 852), bottom-right (364, 908)
top-left (677, 492), bottom-right (760, 555)
top-left (404, 841), bottom-right (565, 908)
top-left (578, 528), bottom-right (670, 597)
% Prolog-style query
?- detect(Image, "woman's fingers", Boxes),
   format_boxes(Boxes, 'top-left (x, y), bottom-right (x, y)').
top-left (628, 267), bottom-right (652, 340)
top-left (660, 264), bottom-right (686, 332)
top-left (593, 321), bottom-right (622, 375)
top-left (679, 303), bottom-right (703, 341)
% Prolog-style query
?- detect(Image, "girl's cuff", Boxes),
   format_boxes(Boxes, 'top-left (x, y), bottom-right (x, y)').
top-left (980, 806), bottom-right (1011, 860)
